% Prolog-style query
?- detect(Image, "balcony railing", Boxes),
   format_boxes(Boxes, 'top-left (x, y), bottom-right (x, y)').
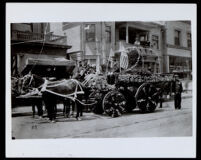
top-left (11, 30), bottom-right (67, 45)
top-left (115, 40), bottom-right (158, 56)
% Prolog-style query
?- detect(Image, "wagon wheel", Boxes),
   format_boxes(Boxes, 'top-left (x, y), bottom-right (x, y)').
top-left (135, 83), bottom-right (159, 112)
top-left (89, 91), bottom-right (104, 114)
top-left (102, 90), bottom-right (127, 117)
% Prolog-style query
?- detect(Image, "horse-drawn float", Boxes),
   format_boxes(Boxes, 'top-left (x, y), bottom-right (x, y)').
top-left (82, 70), bottom-right (175, 117)
top-left (11, 46), bottom-right (176, 119)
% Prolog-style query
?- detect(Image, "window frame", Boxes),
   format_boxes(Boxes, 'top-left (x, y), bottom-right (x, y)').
top-left (174, 29), bottom-right (181, 46)
top-left (85, 24), bottom-right (96, 42)
top-left (187, 32), bottom-right (192, 48)
top-left (119, 27), bottom-right (126, 41)
top-left (105, 25), bottom-right (112, 42)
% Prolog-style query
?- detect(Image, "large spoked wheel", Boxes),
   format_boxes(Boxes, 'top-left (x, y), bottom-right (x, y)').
top-left (135, 83), bottom-right (159, 112)
top-left (102, 90), bottom-right (127, 117)
top-left (89, 91), bottom-right (104, 114)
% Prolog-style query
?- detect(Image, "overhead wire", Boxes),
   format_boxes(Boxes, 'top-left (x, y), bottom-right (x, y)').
top-left (29, 23), bottom-right (49, 73)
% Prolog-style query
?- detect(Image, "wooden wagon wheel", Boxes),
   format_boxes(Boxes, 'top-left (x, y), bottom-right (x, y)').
top-left (135, 83), bottom-right (159, 112)
top-left (88, 91), bottom-right (104, 114)
top-left (102, 90), bottom-right (127, 117)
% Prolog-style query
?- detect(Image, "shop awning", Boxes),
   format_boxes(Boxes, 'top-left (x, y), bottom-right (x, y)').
top-left (21, 57), bottom-right (76, 76)
top-left (26, 57), bottom-right (75, 66)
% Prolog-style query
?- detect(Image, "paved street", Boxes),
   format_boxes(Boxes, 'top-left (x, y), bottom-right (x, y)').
top-left (12, 94), bottom-right (192, 139)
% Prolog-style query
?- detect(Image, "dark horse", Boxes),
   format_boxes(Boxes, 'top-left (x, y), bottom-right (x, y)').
top-left (21, 74), bottom-right (87, 121)
top-left (155, 79), bottom-right (175, 108)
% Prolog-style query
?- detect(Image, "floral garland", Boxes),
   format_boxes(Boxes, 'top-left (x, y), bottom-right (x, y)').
top-left (124, 47), bottom-right (141, 71)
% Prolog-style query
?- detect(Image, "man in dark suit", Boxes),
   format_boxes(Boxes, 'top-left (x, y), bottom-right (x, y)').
top-left (173, 75), bottom-right (183, 109)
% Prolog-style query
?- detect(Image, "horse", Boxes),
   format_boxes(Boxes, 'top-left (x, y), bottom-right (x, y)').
top-left (20, 74), bottom-right (87, 121)
top-left (154, 80), bottom-right (175, 108)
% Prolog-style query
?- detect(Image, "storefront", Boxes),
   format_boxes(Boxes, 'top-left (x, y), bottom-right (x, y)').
top-left (169, 55), bottom-right (192, 79)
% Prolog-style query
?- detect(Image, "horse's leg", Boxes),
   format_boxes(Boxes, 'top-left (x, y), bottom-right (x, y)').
top-left (63, 99), bottom-right (70, 118)
top-left (75, 102), bottom-right (78, 119)
top-left (71, 101), bottom-right (75, 116)
top-left (53, 103), bottom-right (57, 121)
top-left (45, 102), bottom-right (51, 121)
top-left (75, 101), bottom-right (81, 120)
top-left (36, 99), bottom-right (43, 118)
top-left (32, 104), bottom-right (35, 118)
top-left (43, 93), bottom-right (53, 121)
top-left (63, 100), bottom-right (66, 117)
top-left (80, 100), bottom-right (83, 117)
top-left (66, 99), bottom-right (70, 118)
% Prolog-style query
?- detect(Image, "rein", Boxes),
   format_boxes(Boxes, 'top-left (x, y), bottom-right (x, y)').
top-left (28, 74), bottom-right (34, 86)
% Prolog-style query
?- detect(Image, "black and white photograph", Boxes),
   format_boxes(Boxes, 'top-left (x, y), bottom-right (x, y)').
top-left (6, 3), bottom-right (197, 158)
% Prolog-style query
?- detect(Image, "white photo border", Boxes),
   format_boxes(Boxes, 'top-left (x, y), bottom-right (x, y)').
top-left (6, 3), bottom-right (197, 158)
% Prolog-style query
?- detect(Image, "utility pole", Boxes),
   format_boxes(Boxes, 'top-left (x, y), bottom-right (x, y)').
top-left (161, 25), bottom-right (168, 73)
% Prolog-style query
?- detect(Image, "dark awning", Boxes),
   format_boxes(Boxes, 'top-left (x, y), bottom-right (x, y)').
top-left (26, 57), bottom-right (75, 66)
top-left (21, 57), bottom-right (76, 76)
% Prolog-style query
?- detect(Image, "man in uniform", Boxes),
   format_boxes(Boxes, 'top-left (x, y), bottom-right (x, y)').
top-left (173, 75), bottom-right (183, 109)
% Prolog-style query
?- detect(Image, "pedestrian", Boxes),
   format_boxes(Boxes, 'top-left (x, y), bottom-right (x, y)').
top-left (173, 75), bottom-right (183, 110)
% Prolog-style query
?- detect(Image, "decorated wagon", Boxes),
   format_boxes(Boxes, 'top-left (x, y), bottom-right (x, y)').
top-left (11, 46), bottom-right (175, 119)
top-left (82, 46), bottom-right (175, 117)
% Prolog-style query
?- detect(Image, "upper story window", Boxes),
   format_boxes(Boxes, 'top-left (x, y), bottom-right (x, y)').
top-left (174, 30), bottom-right (181, 46)
top-left (151, 35), bottom-right (159, 49)
top-left (105, 26), bottom-right (111, 42)
top-left (85, 24), bottom-right (95, 42)
top-left (187, 33), bottom-right (192, 48)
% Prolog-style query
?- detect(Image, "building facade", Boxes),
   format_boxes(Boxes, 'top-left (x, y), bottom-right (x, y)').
top-left (11, 23), bottom-right (74, 78)
top-left (48, 21), bottom-right (192, 78)
top-left (164, 21), bottom-right (192, 78)
top-left (49, 21), bottom-right (164, 73)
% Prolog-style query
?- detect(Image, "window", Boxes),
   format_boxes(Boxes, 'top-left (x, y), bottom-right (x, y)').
top-left (22, 23), bottom-right (33, 32)
top-left (119, 27), bottom-right (126, 40)
top-left (151, 35), bottom-right (159, 49)
top-left (85, 24), bottom-right (95, 42)
top-left (187, 33), bottom-right (191, 48)
top-left (174, 30), bottom-right (181, 46)
top-left (105, 26), bottom-right (111, 42)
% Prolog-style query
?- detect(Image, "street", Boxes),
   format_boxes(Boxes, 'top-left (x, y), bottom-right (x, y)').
top-left (12, 96), bottom-right (192, 139)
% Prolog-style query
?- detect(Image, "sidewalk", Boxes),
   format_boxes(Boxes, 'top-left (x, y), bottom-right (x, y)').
top-left (181, 79), bottom-right (192, 92)
top-left (163, 90), bottom-right (192, 102)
